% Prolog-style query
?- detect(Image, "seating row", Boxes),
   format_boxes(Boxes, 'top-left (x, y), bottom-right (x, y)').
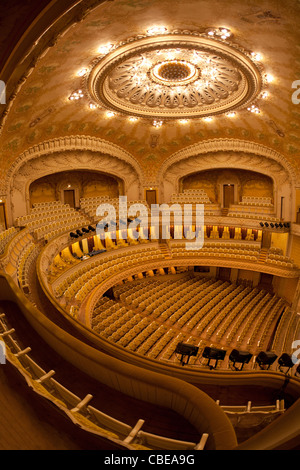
top-left (17, 241), bottom-right (40, 289)
top-left (91, 274), bottom-right (287, 359)
top-left (53, 245), bottom-right (163, 301)
top-left (0, 227), bottom-right (18, 255)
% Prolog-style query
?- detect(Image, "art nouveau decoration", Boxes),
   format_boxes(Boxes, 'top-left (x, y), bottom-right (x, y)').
top-left (8, 148), bottom-right (141, 221)
top-left (86, 29), bottom-right (265, 120)
top-left (107, 50), bottom-right (242, 113)
top-left (159, 142), bottom-right (294, 221)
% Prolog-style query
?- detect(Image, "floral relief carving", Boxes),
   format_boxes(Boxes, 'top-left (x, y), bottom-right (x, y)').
top-left (159, 139), bottom-right (297, 188)
top-left (5, 136), bottom-right (143, 195)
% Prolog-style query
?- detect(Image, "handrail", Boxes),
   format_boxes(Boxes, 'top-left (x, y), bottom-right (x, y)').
top-left (0, 312), bottom-right (209, 450)
top-left (1, 222), bottom-right (300, 449)
top-left (0, 272), bottom-right (237, 450)
top-left (1, 267), bottom-right (300, 449)
top-left (33, 244), bottom-right (300, 393)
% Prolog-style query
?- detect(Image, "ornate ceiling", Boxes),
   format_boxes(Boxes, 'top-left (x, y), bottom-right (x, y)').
top-left (87, 31), bottom-right (263, 119)
top-left (0, 0), bottom-right (300, 190)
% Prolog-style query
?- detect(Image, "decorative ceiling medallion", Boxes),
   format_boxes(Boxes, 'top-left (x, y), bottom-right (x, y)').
top-left (86, 31), bottom-right (264, 120)
top-left (150, 60), bottom-right (199, 85)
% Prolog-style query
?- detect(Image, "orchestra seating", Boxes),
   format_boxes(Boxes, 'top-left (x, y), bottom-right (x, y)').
top-left (90, 274), bottom-right (287, 364)
top-left (1, 197), bottom-right (299, 450)
top-left (2, 0), bottom-right (300, 451)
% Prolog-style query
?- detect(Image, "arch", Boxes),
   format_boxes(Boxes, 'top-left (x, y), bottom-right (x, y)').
top-left (29, 170), bottom-right (122, 208)
top-left (181, 168), bottom-right (274, 206)
top-left (5, 136), bottom-right (142, 192)
top-left (6, 137), bottom-right (143, 222)
top-left (159, 139), bottom-right (297, 221)
top-left (159, 139), bottom-right (299, 184)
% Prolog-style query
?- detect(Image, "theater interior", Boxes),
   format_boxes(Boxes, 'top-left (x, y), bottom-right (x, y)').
top-left (0, 0), bottom-right (300, 450)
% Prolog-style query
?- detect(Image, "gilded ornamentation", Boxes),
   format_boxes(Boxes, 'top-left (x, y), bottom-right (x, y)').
top-left (87, 30), bottom-right (264, 120)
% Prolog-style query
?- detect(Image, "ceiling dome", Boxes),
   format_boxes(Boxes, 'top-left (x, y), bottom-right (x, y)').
top-left (87, 30), bottom-right (264, 121)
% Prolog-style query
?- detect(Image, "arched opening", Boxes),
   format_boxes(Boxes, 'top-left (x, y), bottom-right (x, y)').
top-left (29, 170), bottom-right (123, 209)
top-left (181, 168), bottom-right (274, 206)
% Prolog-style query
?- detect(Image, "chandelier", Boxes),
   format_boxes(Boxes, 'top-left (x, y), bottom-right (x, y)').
top-left (82, 28), bottom-right (266, 121)
top-left (108, 48), bottom-right (241, 112)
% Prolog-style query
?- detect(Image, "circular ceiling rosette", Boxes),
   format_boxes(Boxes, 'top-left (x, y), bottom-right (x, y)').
top-left (87, 32), bottom-right (263, 120)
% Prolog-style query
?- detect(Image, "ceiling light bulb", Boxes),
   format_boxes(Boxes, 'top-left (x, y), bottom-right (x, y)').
top-left (69, 90), bottom-right (84, 101)
top-left (106, 111), bottom-right (116, 117)
top-left (203, 117), bottom-right (213, 122)
top-left (147, 26), bottom-right (167, 35)
top-left (98, 43), bottom-right (113, 55)
top-left (251, 52), bottom-right (262, 61)
top-left (248, 104), bottom-right (260, 114)
top-left (221, 28), bottom-right (231, 36)
top-left (89, 103), bottom-right (97, 109)
top-left (266, 74), bottom-right (274, 83)
top-left (77, 68), bottom-right (88, 77)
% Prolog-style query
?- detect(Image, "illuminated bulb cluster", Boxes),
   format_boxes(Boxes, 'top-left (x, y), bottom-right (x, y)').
top-left (77, 68), bottom-right (88, 77)
top-left (98, 43), bottom-right (114, 55)
top-left (69, 90), bottom-right (84, 101)
top-left (109, 48), bottom-right (241, 116)
top-left (147, 26), bottom-right (168, 36)
top-left (153, 120), bottom-right (163, 128)
top-left (207, 27), bottom-right (231, 40)
top-left (247, 104), bottom-right (260, 114)
top-left (251, 52), bottom-right (262, 61)
top-left (265, 74), bottom-right (274, 83)
top-left (70, 28), bottom-right (273, 122)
